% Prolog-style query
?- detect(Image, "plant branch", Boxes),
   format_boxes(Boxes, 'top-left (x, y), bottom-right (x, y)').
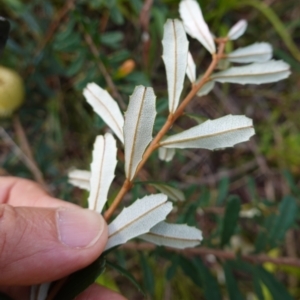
top-left (104, 41), bottom-right (227, 221)
top-left (122, 242), bottom-right (300, 268)
top-left (12, 115), bottom-right (48, 190)
top-left (36, 0), bottom-right (76, 55)
top-left (0, 126), bottom-right (47, 190)
top-left (82, 30), bottom-right (126, 110)
top-left (104, 179), bottom-right (132, 220)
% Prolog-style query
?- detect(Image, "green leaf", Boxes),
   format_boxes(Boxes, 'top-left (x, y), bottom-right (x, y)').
top-left (53, 255), bottom-right (106, 300)
top-left (101, 31), bottom-right (124, 49)
top-left (66, 52), bottom-right (86, 76)
top-left (53, 32), bottom-right (81, 52)
top-left (283, 170), bottom-right (300, 194)
top-left (106, 260), bottom-right (144, 295)
top-left (150, 183), bottom-right (185, 202)
top-left (216, 177), bottom-right (230, 205)
top-left (253, 276), bottom-right (264, 300)
top-left (179, 256), bottom-right (202, 287)
top-left (140, 253), bottom-right (155, 296)
top-left (54, 18), bottom-right (76, 42)
top-left (195, 258), bottom-right (222, 300)
top-left (255, 266), bottom-right (293, 300)
top-left (228, 259), bottom-right (254, 275)
top-left (223, 262), bottom-right (244, 300)
top-left (254, 230), bottom-right (269, 253)
top-left (221, 196), bottom-right (241, 247)
top-left (268, 196), bottom-right (298, 245)
top-left (110, 6), bottom-right (124, 25)
top-left (198, 186), bottom-right (211, 207)
top-left (166, 255), bottom-right (180, 280)
top-left (247, 176), bottom-right (258, 204)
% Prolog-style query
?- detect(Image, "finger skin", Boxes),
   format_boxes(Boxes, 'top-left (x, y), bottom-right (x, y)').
top-left (0, 177), bottom-right (108, 286)
top-left (0, 176), bottom-right (76, 208)
top-left (0, 177), bottom-right (127, 299)
top-left (76, 284), bottom-right (127, 300)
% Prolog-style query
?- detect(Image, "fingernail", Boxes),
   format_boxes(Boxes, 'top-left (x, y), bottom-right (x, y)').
top-left (57, 208), bottom-right (105, 248)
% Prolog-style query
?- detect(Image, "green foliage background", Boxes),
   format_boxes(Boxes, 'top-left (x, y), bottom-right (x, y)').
top-left (1, 0), bottom-right (300, 299)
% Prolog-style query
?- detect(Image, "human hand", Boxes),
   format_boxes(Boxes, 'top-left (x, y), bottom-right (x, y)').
top-left (0, 177), bottom-right (125, 300)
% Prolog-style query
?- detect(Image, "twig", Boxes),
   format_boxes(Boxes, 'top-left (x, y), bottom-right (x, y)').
top-left (285, 230), bottom-right (298, 288)
top-left (139, 0), bottom-right (154, 68)
top-left (0, 127), bottom-right (47, 190)
top-left (122, 242), bottom-right (300, 268)
top-left (82, 30), bottom-right (126, 110)
top-left (12, 115), bottom-right (47, 189)
top-left (181, 159), bottom-right (258, 186)
top-left (104, 40), bottom-right (228, 221)
top-left (36, 0), bottom-right (76, 55)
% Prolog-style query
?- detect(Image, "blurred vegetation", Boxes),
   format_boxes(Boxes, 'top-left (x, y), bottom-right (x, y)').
top-left (1, 0), bottom-right (300, 299)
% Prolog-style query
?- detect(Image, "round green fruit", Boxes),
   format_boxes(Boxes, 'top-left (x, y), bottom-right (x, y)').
top-left (0, 65), bottom-right (25, 117)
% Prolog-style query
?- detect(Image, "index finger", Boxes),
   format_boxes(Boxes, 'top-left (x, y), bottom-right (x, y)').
top-left (0, 176), bottom-right (77, 208)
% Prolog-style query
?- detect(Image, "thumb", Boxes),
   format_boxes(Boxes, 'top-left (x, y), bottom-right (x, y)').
top-left (0, 204), bottom-right (107, 286)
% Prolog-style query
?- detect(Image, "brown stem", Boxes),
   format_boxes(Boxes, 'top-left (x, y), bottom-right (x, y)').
top-left (13, 115), bottom-right (48, 190)
top-left (122, 242), bottom-right (300, 268)
top-left (47, 39), bottom-right (227, 300)
top-left (36, 0), bottom-right (76, 55)
top-left (82, 30), bottom-right (126, 110)
top-left (104, 179), bottom-right (133, 220)
top-left (105, 41), bottom-right (227, 221)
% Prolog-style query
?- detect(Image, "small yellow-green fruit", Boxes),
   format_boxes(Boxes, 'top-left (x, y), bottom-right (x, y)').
top-left (0, 65), bottom-right (25, 117)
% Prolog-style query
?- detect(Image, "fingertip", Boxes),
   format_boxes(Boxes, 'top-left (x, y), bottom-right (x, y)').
top-left (0, 205), bottom-right (108, 285)
top-left (57, 208), bottom-right (108, 249)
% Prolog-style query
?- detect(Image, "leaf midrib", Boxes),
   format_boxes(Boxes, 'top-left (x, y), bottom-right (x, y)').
top-left (160, 125), bottom-right (253, 146)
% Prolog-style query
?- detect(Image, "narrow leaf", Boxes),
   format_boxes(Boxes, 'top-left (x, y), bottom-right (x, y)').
top-left (268, 195), bottom-right (298, 244)
top-left (158, 147), bottom-right (175, 162)
top-left (139, 253), bottom-right (155, 296)
top-left (256, 266), bottom-right (294, 300)
top-left (160, 115), bottom-right (254, 150)
top-left (179, 0), bottom-right (216, 54)
top-left (212, 60), bottom-right (290, 85)
top-left (216, 177), bottom-right (230, 206)
top-left (53, 255), bottom-right (106, 300)
top-left (227, 20), bottom-right (248, 40)
top-left (253, 276), bottom-right (264, 300)
top-left (105, 194), bottom-right (172, 250)
top-left (186, 51), bottom-right (196, 83)
top-left (162, 19), bottom-right (189, 113)
top-left (196, 257), bottom-right (222, 300)
top-left (179, 256), bottom-right (202, 287)
top-left (221, 196), bottom-right (241, 247)
top-left (223, 263), bottom-right (244, 300)
top-left (150, 183), bottom-right (185, 202)
top-left (106, 260), bottom-right (144, 294)
top-left (226, 42), bottom-right (273, 63)
top-left (166, 255), bottom-right (180, 280)
top-left (68, 169), bottom-right (90, 191)
top-left (124, 86), bottom-right (156, 180)
top-left (139, 221), bottom-right (202, 249)
top-left (83, 83), bottom-right (124, 143)
top-left (88, 133), bottom-right (117, 213)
